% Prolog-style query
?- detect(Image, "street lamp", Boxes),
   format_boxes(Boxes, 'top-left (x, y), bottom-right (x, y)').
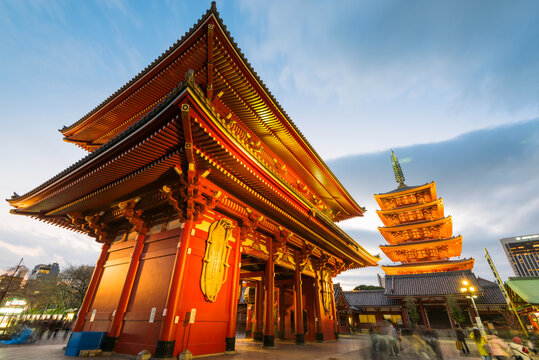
top-left (460, 279), bottom-right (484, 333)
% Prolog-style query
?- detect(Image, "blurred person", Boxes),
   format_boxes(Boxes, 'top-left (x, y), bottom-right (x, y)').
top-left (527, 336), bottom-right (536, 356)
top-left (486, 331), bottom-right (510, 360)
top-left (470, 328), bottom-right (492, 360)
top-left (401, 329), bottom-right (437, 360)
top-left (456, 324), bottom-right (470, 354)
top-left (509, 337), bottom-right (532, 360)
top-left (424, 329), bottom-right (444, 360)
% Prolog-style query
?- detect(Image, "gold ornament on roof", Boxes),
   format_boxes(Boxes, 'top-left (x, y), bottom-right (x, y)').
top-left (391, 150), bottom-right (407, 188)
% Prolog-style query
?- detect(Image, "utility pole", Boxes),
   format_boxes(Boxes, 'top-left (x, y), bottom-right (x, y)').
top-left (484, 248), bottom-right (528, 337)
top-left (0, 258), bottom-right (24, 306)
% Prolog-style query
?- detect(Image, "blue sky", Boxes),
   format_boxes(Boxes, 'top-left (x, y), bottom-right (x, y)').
top-left (0, 1), bottom-right (538, 288)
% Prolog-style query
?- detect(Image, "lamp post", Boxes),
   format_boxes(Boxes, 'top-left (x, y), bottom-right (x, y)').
top-left (460, 280), bottom-right (484, 334)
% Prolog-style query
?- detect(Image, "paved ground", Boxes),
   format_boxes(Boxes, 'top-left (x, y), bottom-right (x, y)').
top-left (0, 334), bottom-right (483, 359)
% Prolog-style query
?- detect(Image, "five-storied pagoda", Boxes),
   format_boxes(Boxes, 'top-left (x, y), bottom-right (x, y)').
top-left (7, 3), bottom-right (379, 358)
top-left (375, 152), bottom-right (474, 275)
top-left (372, 152), bottom-right (479, 330)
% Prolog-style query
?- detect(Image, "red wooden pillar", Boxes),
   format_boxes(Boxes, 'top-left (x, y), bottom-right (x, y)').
top-left (245, 305), bottom-right (253, 338)
top-left (155, 219), bottom-right (193, 358)
top-left (102, 232), bottom-right (146, 351)
top-left (73, 241), bottom-right (110, 332)
top-left (419, 302), bottom-right (430, 329)
top-left (225, 236), bottom-right (242, 352)
top-left (445, 303), bottom-right (456, 329)
top-left (528, 314), bottom-right (539, 331)
top-left (278, 286), bottom-right (286, 339)
top-left (263, 238), bottom-right (275, 347)
top-left (330, 279), bottom-right (339, 339)
top-left (294, 257), bottom-right (304, 344)
top-left (314, 266), bottom-right (323, 342)
top-left (253, 281), bottom-right (264, 341)
top-left (400, 305), bottom-right (410, 328)
top-left (468, 305), bottom-right (477, 320)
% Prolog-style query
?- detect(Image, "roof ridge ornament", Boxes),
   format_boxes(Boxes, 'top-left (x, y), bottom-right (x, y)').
top-left (390, 150), bottom-right (406, 188)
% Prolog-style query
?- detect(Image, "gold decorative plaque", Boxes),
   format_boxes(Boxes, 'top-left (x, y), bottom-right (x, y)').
top-left (321, 267), bottom-right (332, 314)
top-left (201, 219), bottom-right (233, 302)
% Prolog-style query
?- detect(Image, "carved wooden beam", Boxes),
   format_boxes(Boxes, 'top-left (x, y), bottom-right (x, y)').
top-left (239, 208), bottom-right (263, 241)
top-left (273, 227), bottom-right (291, 262)
top-left (118, 198), bottom-right (148, 235)
top-left (84, 212), bottom-right (109, 243)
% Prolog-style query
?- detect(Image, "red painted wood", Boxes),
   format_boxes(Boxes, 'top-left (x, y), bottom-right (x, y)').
top-left (226, 236), bottom-right (241, 339)
top-left (255, 281), bottom-right (264, 335)
top-left (109, 233), bottom-right (146, 338)
top-left (159, 220), bottom-right (193, 342)
top-left (294, 262), bottom-right (304, 336)
top-left (264, 238), bottom-right (274, 337)
top-left (73, 242), bottom-right (110, 332)
top-left (114, 234), bottom-right (177, 355)
top-left (313, 269), bottom-right (322, 335)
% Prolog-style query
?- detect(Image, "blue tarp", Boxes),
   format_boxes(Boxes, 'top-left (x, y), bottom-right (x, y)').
top-left (1, 327), bottom-right (33, 344)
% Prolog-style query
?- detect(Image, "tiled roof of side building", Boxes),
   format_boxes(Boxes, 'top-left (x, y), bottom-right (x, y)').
top-left (344, 290), bottom-right (400, 308)
top-left (475, 284), bottom-right (506, 305)
top-left (333, 283), bottom-right (343, 301)
top-left (384, 269), bottom-right (480, 297)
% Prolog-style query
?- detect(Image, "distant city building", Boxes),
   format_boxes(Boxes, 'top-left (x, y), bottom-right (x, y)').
top-left (500, 234), bottom-right (539, 277)
top-left (28, 263), bottom-right (60, 281)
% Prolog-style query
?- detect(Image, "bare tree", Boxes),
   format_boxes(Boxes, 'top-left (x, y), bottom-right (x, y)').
top-left (58, 264), bottom-right (94, 309)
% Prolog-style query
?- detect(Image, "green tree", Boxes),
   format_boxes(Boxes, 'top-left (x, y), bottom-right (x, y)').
top-left (353, 284), bottom-right (383, 291)
top-left (446, 295), bottom-right (466, 325)
top-left (404, 297), bottom-right (420, 326)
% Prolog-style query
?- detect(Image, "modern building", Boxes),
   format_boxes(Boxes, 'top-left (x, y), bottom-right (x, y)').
top-left (7, 3), bottom-right (379, 358)
top-left (28, 263), bottom-right (60, 281)
top-left (500, 234), bottom-right (539, 277)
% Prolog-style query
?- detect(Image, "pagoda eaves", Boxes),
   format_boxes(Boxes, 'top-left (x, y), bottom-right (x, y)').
top-left (380, 235), bottom-right (463, 263)
top-left (381, 258), bottom-right (475, 276)
top-left (374, 182), bottom-right (437, 210)
top-left (378, 216), bottom-right (453, 245)
top-left (376, 198), bottom-right (444, 227)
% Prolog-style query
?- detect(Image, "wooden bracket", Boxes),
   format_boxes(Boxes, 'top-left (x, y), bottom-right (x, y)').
top-left (118, 198), bottom-right (148, 235)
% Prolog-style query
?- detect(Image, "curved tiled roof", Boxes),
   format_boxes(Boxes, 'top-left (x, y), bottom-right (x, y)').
top-left (344, 290), bottom-right (400, 308)
top-left (384, 269), bottom-right (480, 297)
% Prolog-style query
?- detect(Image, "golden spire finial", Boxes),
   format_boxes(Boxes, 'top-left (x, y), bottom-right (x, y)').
top-left (391, 150), bottom-right (406, 188)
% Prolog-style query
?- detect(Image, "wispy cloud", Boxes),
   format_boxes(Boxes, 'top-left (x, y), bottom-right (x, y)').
top-left (236, 0), bottom-right (539, 158)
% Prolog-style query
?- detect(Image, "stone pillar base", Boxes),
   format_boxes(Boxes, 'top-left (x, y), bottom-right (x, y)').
top-left (225, 337), bottom-right (235, 352)
top-left (245, 329), bottom-right (252, 338)
top-left (253, 331), bottom-right (263, 341)
top-left (334, 332), bottom-right (339, 340)
top-left (263, 335), bottom-right (275, 348)
top-left (295, 333), bottom-right (305, 344)
top-left (276, 330), bottom-right (284, 340)
top-left (101, 336), bottom-right (117, 352)
top-left (154, 340), bottom-right (175, 358)
top-left (315, 332), bottom-right (324, 342)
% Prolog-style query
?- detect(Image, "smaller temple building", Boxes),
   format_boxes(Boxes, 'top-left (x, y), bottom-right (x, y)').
top-left (335, 275), bottom-right (509, 333)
